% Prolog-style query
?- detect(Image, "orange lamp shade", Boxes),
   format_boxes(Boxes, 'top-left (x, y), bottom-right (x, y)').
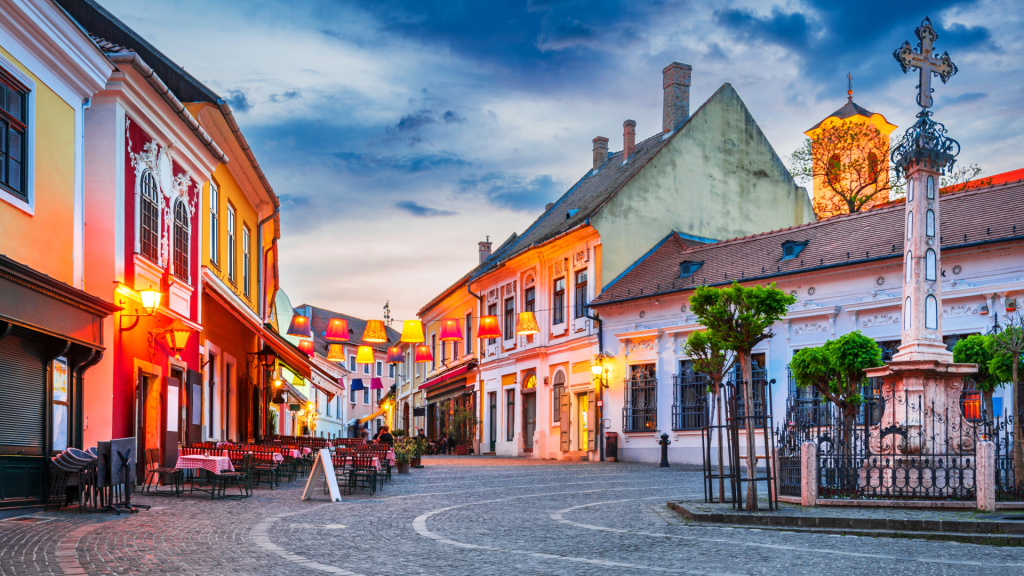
top-left (356, 345), bottom-right (375, 364)
top-left (287, 314), bottom-right (312, 338)
top-left (477, 315), bottom-right (501, 339)
top-left (515, 311), bottom-right (540, 336)
top-left (326, 344), bottom-right (345, 362)
top-left (400, 320), bottom-right (425, 343)
top-left (362, 319), bottom-right (387, 343)
top-left (298, 339), bottom-right (315, 358)
top-left (165, 326), bottom-right (191, 358)
top-left (386, 346), bottom-right (404, 364)
top-left (439, 318), bottom-right (464, 341)
top-left (414, 343), bottom-right (433, 363)
top-left (324, 318), bottom-right (349, 343)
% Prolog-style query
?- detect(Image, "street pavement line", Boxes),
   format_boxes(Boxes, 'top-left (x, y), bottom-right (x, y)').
top-left (411, 489), bottom-right (739, 575)
top-left (251, 507), bottom-right (365, 576)
top-left (552, 499), bottom-right (1024, 569)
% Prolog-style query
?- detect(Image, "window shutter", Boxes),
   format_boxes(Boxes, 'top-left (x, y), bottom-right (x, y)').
top-left (587, 391), bottom-right (596, 451)
top-left (559, 390), bottom-right (571, 452)
top-left (0, 330), bottom-right (47, 453)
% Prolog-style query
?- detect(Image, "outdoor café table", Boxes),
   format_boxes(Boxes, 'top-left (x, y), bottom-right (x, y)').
top-left (175, 454), bottom-right (234, 498)
top-left (301, 447), bottom-right (312, 456)
top-left (283, 448), bottom-right (302, 459)
top-left (384, 450), bottom-right (395, 466)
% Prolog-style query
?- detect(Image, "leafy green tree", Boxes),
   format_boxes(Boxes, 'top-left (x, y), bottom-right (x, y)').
top-left (690, 282), bottom-right (795, 511)
top-left (791, 332), bottom-right (882, 442)
top-left (952, 334), bottom-right (999, 417)
top-left (683, 331), bottom-right (735, 503)
top-left (990, 316), bottom-right (1024, 487)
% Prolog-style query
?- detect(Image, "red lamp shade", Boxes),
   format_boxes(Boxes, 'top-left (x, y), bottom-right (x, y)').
top-left (386, 346), bottom-right (404, 364)
top-left (356, 345), bottom-right (375, 364)
top-left (477, 315), bottom-right (501, 339)
top-left (400, 320), bottom-right (425, 343)
top-left (439, 318), bottom-right (464, 342)
top-left (287, 314), bottom-right (312, 338)
top-left (370, 377), bottom-right (384, 390)
top-left (324, 318), bottom-right (349, 343)
top-left (297, 339), bottom-right (315, 358)
top-left (414, 344), bottom-right (433, 364)
top-left (362, 319), bottom-right (387, 343)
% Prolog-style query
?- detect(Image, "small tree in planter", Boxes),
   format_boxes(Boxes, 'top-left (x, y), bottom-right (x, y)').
top-left (683, 330), bottom-right (735, 503)
top-left (448, 406), bottom-right (479, 455)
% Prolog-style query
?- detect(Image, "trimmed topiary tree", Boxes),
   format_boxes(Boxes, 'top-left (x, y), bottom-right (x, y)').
top-left (683, 330), bottom-right (735, 503)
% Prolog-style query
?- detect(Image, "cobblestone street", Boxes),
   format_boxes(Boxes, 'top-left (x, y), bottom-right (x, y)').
top-left (3, 457), bottom-right (1024, 576)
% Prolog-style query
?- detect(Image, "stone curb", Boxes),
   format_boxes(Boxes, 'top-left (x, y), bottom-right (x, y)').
top-left (667, 501), bottom-right (1024, 536)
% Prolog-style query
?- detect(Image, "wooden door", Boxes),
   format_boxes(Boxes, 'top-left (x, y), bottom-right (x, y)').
top-left (522, 393), bottom-right (536, 452)
top-left (587, 391), bottom-right (596, 451)
top-left (559, 388), bottom-right (571, 452)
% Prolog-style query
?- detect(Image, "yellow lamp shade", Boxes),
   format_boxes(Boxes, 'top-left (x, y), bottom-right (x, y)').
top-left (591, 363), bottom-right (603, 376)
top-left (139, 289), bottom-right (162, 314)
top-left (362, 319), bottom-right (388, 343)
top-left (356, 345), bottom-right (374, 364)
top-left (515, 311), bottom-right (540, 336)
top-left (326, 343), bottom-right (345, 362)
top-left (400, 320), bottom-right (425, 343)
top-left (165, 326), bottom-right (191, 358)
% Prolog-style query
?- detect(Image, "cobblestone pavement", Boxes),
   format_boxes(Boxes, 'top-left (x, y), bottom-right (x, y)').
top-left (2, 456), bottom-right (1024, 575)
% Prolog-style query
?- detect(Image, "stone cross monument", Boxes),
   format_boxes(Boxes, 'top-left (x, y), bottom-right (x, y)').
top-left (864, 17), bottom-right (976, 457)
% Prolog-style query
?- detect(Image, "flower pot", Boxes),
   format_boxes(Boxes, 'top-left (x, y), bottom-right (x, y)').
top-left (455, 444), bottom-right (469, 456)
top-left (397, 462), bottom-right (411, 474)
top-left (411, 457), bottom-right (421, 467)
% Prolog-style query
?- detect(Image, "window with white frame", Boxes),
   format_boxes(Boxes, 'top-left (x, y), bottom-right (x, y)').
top-left (389, 364), bottom-right (395, 379)
top-left (349, 355), bottom-right (356, 372)
top-left (173, 200), bottom-right (190, 281)
top-left (209, 182), bottom-right (219, 265)
top-left (375, 360), bottom-right (383, 377)
top-left (0, 71), bottom-right (29, 201)
top-left (227, 204), bottom-right (236, 283)
top-left (140, 171), bottom-right (160, 262)
top-left (242, 225), bottom-right (251, 297)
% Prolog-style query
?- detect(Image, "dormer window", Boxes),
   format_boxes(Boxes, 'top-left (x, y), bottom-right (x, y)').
top-left (565, 209), bottom-right (579, 220)
top-left (679, 261), bottom-right (703, 278)
top-left (781, 240), bottom-right (808, 261)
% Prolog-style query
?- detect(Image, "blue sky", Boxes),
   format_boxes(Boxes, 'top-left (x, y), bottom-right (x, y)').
top-left (103, 0), bottom-right (1023, 322)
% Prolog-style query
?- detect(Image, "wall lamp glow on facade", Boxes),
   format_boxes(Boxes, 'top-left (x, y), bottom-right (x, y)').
top-left (116, 284), bottom-right (162, 331)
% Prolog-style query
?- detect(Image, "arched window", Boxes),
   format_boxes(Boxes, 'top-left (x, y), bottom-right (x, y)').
top-left (926, 175), bottom-right (935, 199)
top-left (926, 210), bottom-right (935, 237)
top-left (904, 297), bottom-right (912, 331)
top-left (867, 152), bottom-right (880, 181)
top-left (925, 295), bottom-right (938, 329)
top-left (173, 200), bottom-right (190, 281)
top-left (905, 251), bottom-right (912, 284)
top-left (140, 170), bottom-right (160, 262)
top-left (907, 211), bottom-right (913, 239)
top-left (926, 249), bottom-right (937, 281)
top-left (908, 178), bottom-right (915, 201)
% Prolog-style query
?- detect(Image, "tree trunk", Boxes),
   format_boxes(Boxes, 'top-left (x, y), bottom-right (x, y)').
top-left (984, 389), bottom-right (995, 419)
top-left (715, 390), bottom-right (724, 503)
top-left (740, 352), bottom-right (758, 511)
top-left (1013, 363), bottom-right (1022, 490)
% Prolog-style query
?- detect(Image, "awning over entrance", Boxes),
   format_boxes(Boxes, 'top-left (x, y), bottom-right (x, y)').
top-left (426, 377), bottom-right (468, 403)
top-left (359, 407), bottom-right (387, 424)
top-left (419, 362), bottom-right (474, 390)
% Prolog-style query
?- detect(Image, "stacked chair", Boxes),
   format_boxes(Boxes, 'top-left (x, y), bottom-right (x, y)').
top-left (47, 448), bottom-right (100, 512)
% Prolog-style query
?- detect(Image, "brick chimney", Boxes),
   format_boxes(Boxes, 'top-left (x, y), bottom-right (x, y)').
top-left (623, 120), bottom-right (636, 162)
top-left (662, 62), bottom-right (692, 133)
top-left (478, 236), bottom-right (492, 264)
top-left (592, 136), bottom-right (609, 170)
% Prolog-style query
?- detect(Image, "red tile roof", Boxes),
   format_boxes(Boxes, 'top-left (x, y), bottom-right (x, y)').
top-left (590, 180), bottom-right (1024, 307)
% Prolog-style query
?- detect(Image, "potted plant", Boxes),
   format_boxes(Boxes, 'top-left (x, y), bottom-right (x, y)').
top-left (410, 437), bottom-right (425, 467)
top-left (393, 429), bottom-right (406, 438)
top-left (394, 438), bottom-right (413, 474)
top-left (447, 406), bottom-right (479, 456)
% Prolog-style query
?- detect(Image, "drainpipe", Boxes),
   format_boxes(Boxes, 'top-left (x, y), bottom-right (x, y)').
top-left (467, 280), bottom-right (484, 446)
top-left (256, 204), bottom-right (279, 322)
top-left (75, 97), bottom-right (91, 289)
top-left (584, 307), bottom-right (605, 461)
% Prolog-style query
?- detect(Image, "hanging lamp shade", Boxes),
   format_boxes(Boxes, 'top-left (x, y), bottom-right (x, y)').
top-left (337, 377), bottom-right (346, 390)
top-left (515, 311), bottom-right (540, 336)
top-left (350, 378), bottom-right (365, 391)
top-left (400, 320), bottom-right (425, 343)
top-left (439, 318), bottom-right (464, 342)
top-left (370, 377), bottom-right (384, 390)
top-left (286, 313), bottom-right (312, 338)
top-left (297, 339), bottom-right (315, 358)
top-left (165, 325), bottom-right (191, 359)
top-left (362, 320), bottom-right (388, 343)
top-left (386, 346), bottom-right (404, 364)
top-left (326, 343), bottom-right (345, 362)
top-left (414, 343), bottom-right (433, 363)
top-left (324, 318), bottom-right (349, 343)
top-left (356, 345), bottom-right (375, 364)
top-left (477, 315), bottom-right (501, 339)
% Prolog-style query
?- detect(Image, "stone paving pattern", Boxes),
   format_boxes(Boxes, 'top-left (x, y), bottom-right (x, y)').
top-left (0, 456), bottom-right (1022, 575)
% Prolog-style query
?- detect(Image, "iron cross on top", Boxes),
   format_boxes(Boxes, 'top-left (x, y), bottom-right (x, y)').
top-left (893, 17), bottom-right (958, 109)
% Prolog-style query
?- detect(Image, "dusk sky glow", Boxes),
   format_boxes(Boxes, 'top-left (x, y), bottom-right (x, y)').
top-left (100, 0), bottom-right (1023, 323)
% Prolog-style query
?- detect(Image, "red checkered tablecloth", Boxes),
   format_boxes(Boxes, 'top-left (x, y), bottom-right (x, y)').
top-left (336, 457), bottom-right (382, 471)
top-left (176, 454), bottom-right (234, 475)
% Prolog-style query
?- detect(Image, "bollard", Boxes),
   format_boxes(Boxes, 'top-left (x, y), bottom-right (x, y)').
top-left (977, 440), bottom-right (995, 512)
top-left (801, 441), bottom-right (817, 507)
top-left (658, 433), bottom-right (671, 468)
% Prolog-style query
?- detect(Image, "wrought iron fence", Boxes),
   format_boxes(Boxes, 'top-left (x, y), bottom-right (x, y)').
top-left (672, 368), bottom-right (708, 431)
top-left (991, 410), bottom-right (1024, 501)
top-left (623, 375), bottom-right (657, 432)
top-left (730, 362), bottom-right (766, 426)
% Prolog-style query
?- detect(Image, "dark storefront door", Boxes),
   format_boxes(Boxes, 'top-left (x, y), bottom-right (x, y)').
top-left (0, 330), bottom-right (48, 505)
top-left (488, 392), bottom-right (497, 453)
top-left (522, 393), bottom-right (536, 452)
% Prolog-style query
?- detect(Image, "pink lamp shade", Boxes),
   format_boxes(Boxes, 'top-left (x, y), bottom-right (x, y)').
top-left (370, 377), bottom-right (384, 390)
top-left (362, 319), bottom-right (388, 343)
top-left (337, 377), bottom-right (346, 390)
top-left (386, 346), bottom-right (404, 364)
top-left (287, 313), bottom-right (312, 338)
top-left (297, 339), bottom-right (315, 358)
top-left (414, 344), bottom-right (433, 364)
top-left (439, 318), bottom-right (464, 341)
top-left (324, 318), bottom-right (349, 343)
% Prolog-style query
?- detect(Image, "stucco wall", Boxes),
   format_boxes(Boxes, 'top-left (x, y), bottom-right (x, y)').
top-left (592, 84), bottom-right (816, 284)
